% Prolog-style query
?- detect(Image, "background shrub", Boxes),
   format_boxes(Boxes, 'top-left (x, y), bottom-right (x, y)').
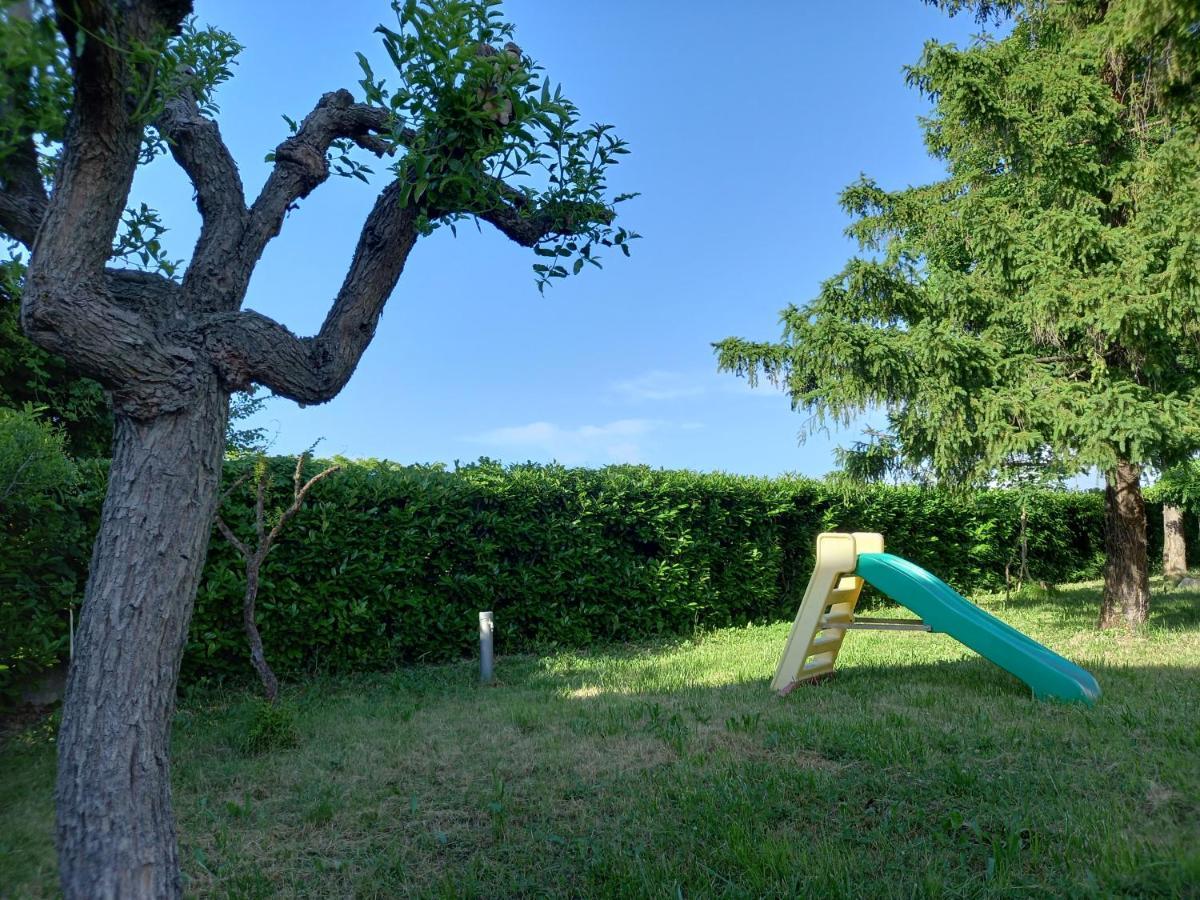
top-left (0, 410), bottom-right (104, 699)
top-left (2, 455), bottom-right (1187, 693)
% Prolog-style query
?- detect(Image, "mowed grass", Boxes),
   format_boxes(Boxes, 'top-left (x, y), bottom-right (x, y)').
top-left (2, 580), bottom-right (1199, 898)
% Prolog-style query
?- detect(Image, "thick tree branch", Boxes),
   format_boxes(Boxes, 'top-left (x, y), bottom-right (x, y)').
top-left (104, 268), bottom-right (183, 321)
top-left (41, 0), bottom-right (180, 274)
top-left (19, 0), bottom-right (204, 415)
top-left (148, 89), bottom-right (397, 315)
top-left (22, 261), bottom-right (185, 415)
top-left (442, 172), bottom-right (614, 247)
top-left (170, 79), bottom-right (611, 405)
top-left (21, 1), bottom-right (196, 414)
top-left (200, 181), bottom-right (417, 403)
top-left (199, 154), bottom-right (608, 402)
top-left (238, 91), bottom-right (393, 276)
top-left (21, 285), bottom-right (201, 416)
top-left (0, 139), bottom-right (48, 246)
top-left (474, 194), bottom-right (614, 247)
top-left (157, 86), bottom-right (247, 309)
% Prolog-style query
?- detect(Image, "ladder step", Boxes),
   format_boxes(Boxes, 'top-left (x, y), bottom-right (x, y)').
top-left (808, 630), bottom-right (844, 652)
top-left (800, 659), bottom-right (835, 678)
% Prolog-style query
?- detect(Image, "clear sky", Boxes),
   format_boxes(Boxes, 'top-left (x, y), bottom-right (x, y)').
top-left (132, 1), bottom-right (988, 477)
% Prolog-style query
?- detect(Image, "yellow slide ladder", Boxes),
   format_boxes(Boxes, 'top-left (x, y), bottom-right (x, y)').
top-left (772, 532), bottom-right (884, 694)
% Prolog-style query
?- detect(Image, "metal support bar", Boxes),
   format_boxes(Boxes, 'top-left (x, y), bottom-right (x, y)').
top-left (844, 617), bottom-right (932, 632)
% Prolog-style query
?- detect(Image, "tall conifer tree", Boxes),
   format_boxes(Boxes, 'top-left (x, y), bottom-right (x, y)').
top-left (717, 0), bottom-right (1200, 627)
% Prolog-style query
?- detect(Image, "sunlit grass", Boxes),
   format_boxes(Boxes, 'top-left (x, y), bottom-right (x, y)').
top-left (2, 578), bottom-right (1198, 897)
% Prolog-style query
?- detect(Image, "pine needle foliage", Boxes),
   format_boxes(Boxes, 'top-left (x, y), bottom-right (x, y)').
top-left (717, 1), bottom-right (1200, 484)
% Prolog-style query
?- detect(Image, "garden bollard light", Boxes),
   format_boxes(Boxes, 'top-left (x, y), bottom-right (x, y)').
top-left (480, 611), bottom-right (494, 683)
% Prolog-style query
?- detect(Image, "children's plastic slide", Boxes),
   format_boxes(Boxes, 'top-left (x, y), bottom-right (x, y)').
top-left (773, 532), bottom-right (1100, 705)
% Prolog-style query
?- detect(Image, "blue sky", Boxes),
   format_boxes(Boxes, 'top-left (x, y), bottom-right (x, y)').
top-left (132, 1), bottom-right (989, 477)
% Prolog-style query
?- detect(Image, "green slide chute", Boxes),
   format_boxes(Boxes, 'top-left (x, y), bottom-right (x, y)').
top-left (856, 553), bottom-right (1101, 705)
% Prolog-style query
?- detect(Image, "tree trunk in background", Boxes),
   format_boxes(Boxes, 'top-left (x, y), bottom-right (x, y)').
top-left (1098, 460), bottom-right (1150, 628)
top-left (1018, 502), bottom-right (1030, 590)
top-left (54, 386), bottom-right (227, 900)
top-left (1162, 504), bottom-right (1187, 582)
top-left (243, 561), bottom-right (280, 703)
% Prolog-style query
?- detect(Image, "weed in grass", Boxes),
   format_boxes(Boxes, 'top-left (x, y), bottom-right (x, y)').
top-left (568, 702), bottom-right (639, 739)
top-left (223, 796), bottom-right (253, 821)
top-left (509, 704), bottom-right (543, 735)
top-left (222, 868), bottom-right (275, 899)
top-left (724, 711), bottom-right (762, 734)
top-left (486, 772), bottom-right (509, 842)
top-left (240, 699), bottom-right (298, 755)
top-left (304, 797), bottom-right (336, 827)
top-left (685, 702), bottom-right (712, 725)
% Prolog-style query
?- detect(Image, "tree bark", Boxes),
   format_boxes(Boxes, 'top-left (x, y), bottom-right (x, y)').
top-left (54, 384), bottom-right (227, 900)
top-left (1162, 503), bottom-right (1187, 582)
top-left (1098, 459), bottom-right (1150, 628)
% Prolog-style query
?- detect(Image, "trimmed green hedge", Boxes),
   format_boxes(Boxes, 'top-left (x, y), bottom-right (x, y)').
top-left (0, 441), bottom-right (105, 698)
top-left (1, 456), bottom-right (1183, 692)
top-left (189, 459), bottom-right (1158, 681)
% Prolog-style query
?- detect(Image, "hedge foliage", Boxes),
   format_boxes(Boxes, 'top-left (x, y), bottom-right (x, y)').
top-left (1, 456), bottom-right (1184, 693)
top-left (0, 408), bottom-right (105, 698)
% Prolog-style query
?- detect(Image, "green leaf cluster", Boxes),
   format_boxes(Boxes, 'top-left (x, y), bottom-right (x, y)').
top-left (0, 0), bottom-right (72, 174)
top-left (717, 1), bottom-right (1200, 483)
top-left (0, 403), bottom-right (75, 507)
top-left (1147, 457), bottom-right (1200, 506)
top-left (225, 387), bottom-right (270, 456)
top-left (357, 0), bottom-right (638, 290)
top-left (108, 203), bottom-right (182, 278)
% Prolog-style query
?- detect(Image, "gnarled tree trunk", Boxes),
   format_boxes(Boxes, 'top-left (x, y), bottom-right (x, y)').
top-left (1098, 459), bottom-right (1150, 628)
top-left (1162, 503), bottom-right (1187, 582)
top-left (54, 384), bottom-right (227, 899)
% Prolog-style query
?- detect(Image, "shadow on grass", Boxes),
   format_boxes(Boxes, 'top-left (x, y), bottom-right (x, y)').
top-left (1145, 593), bottom-right (1200, 630)
top-left (988, 579), bottom-right (1200, 624)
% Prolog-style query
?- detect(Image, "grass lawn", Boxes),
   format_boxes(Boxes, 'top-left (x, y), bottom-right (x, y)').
top-left (2, 579), bottom-right (1198, 898)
